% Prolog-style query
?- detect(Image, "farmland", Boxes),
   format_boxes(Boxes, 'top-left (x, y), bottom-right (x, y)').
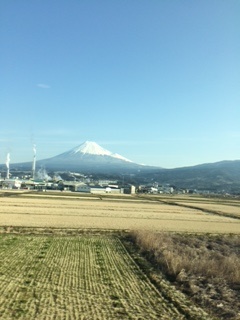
top-left (0, 191), bottom-right (239, 319)
top-left (0, 191), bottom-right (239, 233)
top-left (0, 232), bottom-right (211, 320)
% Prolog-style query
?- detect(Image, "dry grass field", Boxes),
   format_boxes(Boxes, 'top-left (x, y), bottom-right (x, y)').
top-left (0, 191), bottom-right (239, 233)
top-left (128, 230), bottom-right (240, 320)
top-left (147, 194), bottom-right (240, 219)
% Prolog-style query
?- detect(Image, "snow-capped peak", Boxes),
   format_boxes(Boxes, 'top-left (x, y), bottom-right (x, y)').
top-left (71, 141), bottom-right (133, 162)
top-left (73, 141), bottom-right (112, 156)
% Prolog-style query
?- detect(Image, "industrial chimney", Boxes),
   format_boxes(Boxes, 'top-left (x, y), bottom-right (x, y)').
top-left (32, 144), bottom-right (36, 179)
top-left (6, 153), bottom-right (10, 179)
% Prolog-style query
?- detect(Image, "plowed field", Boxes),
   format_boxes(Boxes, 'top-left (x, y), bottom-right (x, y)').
top-left (0, 234), bottom-right (210, 319)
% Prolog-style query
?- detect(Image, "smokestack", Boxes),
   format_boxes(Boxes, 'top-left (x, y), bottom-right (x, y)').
top-left (32, 144), bottom-right (36, 179)
top-left (6, 153), bottom-right (10, 179)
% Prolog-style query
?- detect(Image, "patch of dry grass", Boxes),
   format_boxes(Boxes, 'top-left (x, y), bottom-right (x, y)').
top-left (131, 231), bottom-right (240, 283)
top-left (129, 230), bottom-right (240, 319)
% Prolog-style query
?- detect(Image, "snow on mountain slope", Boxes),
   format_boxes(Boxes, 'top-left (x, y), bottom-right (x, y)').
top-left (7, 140), bottom-right (150, 174)
top-left (65, 141), bottom-right (133, 162)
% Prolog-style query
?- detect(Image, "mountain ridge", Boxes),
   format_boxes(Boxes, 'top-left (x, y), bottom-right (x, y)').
top-left (0, 141), bottom-right (239, 193)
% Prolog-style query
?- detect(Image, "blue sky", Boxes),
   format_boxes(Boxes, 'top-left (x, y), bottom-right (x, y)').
top-left (1, 0), bottom-right (239, 168)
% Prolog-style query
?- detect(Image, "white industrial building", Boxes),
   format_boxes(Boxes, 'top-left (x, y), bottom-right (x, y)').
top-left (76, 184), bottom-right (121, 194)
top-left (0, 179), bottom-right (22, 189)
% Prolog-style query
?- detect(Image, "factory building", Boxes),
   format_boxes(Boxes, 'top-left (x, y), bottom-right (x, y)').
top-left (0, 179), bottom-right (22, 189)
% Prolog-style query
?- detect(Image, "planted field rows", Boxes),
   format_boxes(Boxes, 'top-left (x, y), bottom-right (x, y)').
top-left (1, 195), bottom-right (239, 233)
top-left (0, 233), bottom-right (204, 320)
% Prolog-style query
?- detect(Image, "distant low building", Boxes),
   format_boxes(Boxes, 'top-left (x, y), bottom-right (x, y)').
top-left (76, 184), bottom-right (121, 194)
top-left (98, 179), bottom-right (118, 186)
top-left (89, 186), bottom-right (121, 194)
top-left (124, 185), bottom-right (136, 194)
top-left (0, 179), bottom-right (22, 189)
top-left (76, 184), bottom-right (91, 193)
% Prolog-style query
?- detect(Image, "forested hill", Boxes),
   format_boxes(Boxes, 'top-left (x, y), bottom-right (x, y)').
top-left (136, 160), bottom-right (240, 193)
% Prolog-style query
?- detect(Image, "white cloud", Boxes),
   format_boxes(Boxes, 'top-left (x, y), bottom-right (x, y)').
top-left (37, 83), bottom-right (50, 89)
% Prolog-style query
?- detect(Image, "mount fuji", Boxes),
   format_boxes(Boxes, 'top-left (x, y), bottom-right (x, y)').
top-left (59, 141), bottom-right (133, 163)
top-left (1, 140), bottom-right (240, 192)
top-left (33, 141), bottom-right (152, 174)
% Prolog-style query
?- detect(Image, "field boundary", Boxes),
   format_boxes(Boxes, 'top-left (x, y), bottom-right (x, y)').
top-left (137, 195), bottom-right (240, 220)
